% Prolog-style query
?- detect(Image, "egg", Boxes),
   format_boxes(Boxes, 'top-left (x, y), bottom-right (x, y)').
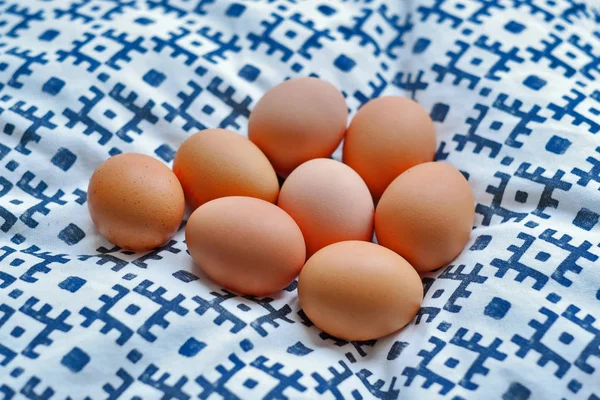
top-left (173, 128), bottom-right (279, 210)
top-left (298, 241), bottom-right (423, 341)
top-left (375, 162), bottom-right (474, 273)
top-left (185, 196), bottom-right (306, 296)
top-left (343, 96), bottom-right (436, 199)
top-left (277, 158), bottom-right (374, 258)
top-left (248, 77), bottom-right (348, 177)
top-left (88, 153), bottom-right (185, 251)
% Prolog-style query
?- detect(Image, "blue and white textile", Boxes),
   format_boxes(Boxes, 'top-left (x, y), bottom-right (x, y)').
top-left (1, 0), bottom-right (600, 399)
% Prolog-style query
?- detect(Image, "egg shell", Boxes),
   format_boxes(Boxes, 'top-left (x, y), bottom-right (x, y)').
top-left (248, 77), bottom-right (348, 177)
top-left (343, 96), bottom-right (436, 199)
top-left (298, 241), bottom-right (423, 341)
top-left (185, 196), bottom-right (306, 296)
top-left (88, 153), bottom-right (185, 251)
top-left (173, 128), bottom-right (279, 210)
top-left (375, 162), bottom-right (474, 273)
top-left (277, 158), bottom-right (374, 258)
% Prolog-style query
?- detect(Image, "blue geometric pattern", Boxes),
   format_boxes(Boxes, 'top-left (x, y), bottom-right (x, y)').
top-left (1, 0), bottom-right (600, 398)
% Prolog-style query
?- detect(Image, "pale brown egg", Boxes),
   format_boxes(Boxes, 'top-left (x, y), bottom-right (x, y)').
top-left (185, 196), bottom-right (306, 296)
top-left (173, 128), bottom-right (279, 210)
top-left (375, 162), bottom-right (474, 273)
top-left (277, 158), bottom-right (373, 258)
top-left (343, 96), bottom-right (436, 199)
top-left (88, 153), bottom-right (185, 251)
top-left (248, 77), bottom-right (348, 177)
top-left (298, 241), bottom-right (423, 341)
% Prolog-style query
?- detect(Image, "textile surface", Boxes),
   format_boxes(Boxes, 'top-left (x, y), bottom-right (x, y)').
top-left (1, 0), bottom-right (600, 398)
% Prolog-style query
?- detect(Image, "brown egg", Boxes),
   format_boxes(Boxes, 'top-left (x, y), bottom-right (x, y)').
top-left (375, 162), bottom-right (474, 273)
top-left (343, 96), bottom-right (436, 199)
top-left (248, 77), bottom-right (348, 177)
top-left (278, 158), bottom-right (373, 258)
top-left (186, 196), bottom-right (306, 296)
top-left (88, 153), bottom-right (185, 251)
top-left (298, 241), bottom-right (423, 341)
top-left (173, 128), bottom-right (279, 210)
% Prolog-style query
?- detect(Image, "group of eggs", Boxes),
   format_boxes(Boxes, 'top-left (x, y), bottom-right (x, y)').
top-left (87, 77), bottom-right (475, 341)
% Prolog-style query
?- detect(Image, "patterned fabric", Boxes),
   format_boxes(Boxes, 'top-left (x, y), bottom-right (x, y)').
top-left (1, 0), bottom-right (600, 398)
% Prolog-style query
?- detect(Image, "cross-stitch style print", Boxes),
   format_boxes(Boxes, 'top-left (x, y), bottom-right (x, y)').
top-left (1, 0), bottom-right (600, 398)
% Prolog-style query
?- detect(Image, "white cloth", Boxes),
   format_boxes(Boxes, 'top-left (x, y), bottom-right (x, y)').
top-left (1, 0), bottom-right (600, 399)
